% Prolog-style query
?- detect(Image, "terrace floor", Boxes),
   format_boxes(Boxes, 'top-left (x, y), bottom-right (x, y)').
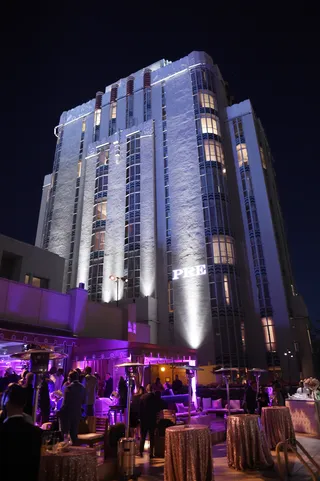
top-left (98, 434), bottom-right (320, 480)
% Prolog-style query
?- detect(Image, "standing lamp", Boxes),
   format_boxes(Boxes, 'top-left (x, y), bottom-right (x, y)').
top-left (215, 368), bottom-right (239, 417)
top-left (116, 362), bottom-right (144, 480)
top-left (179, 365), bottom-right (204, 426)
top-left (11, 345), bottom-right (67, 424)
top-left (109, 275), bottom-right (128, 307)
top-left (248, 368), bottom-right (267, 403)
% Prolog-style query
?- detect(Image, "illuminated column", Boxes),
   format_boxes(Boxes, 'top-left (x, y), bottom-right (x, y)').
top-left (165, 72), bottom-right (212, 360)
top-left (103, 137), bottom-right (126, 302)
top-left (140, 121), bottom-right (156, 297)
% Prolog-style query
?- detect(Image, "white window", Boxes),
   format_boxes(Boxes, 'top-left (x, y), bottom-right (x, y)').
top-left (261, 317), bottom-right (276, 351)
top-left (223, 274), bottom-right (230, 305)
top-left (77, 161), bottom-right (82, 178)
top-left (260, 146), bottom-right (267, 169)
top-left (203, 139), bottom-right (225, 164)
top-left (82, 120), bottom-right (86, 132)
top-left (236, 143), bottom-right (248, 167)
top-left (94, 109), bottom-right (101, 127)
top-left (213, 235), bottom-right (235, 265)
top-left (201, 115), bottom-right (220, 136)
top-left (110, 102), bottom-right (117, 119)
top-left (199, 92), bottom-right (216, 110)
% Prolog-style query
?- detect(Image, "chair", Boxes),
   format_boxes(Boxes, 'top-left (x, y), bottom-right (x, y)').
top-left (76, 416), bottom-right (106, 447)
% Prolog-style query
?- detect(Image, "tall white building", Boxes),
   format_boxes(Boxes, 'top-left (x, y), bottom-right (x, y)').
top-left (36, 51), bottom-right (313, 378)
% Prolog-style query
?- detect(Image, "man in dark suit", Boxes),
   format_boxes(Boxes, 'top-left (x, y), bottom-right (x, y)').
top-left (60, 369), bottom-right (85, 444)
top-left (0, 383), bottom-right (42, 481)
top-left (104, 372), bottom-right (113, 398)
top-left (139, 384), bottom-right (159, 459)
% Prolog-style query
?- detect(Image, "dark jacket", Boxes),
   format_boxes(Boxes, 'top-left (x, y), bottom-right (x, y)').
top-left (244, 385), bottom-right (257, 413)
top-left (104, 377), bottom-right (113, 398)
top-left (139, 392), bottom-right (159, 428)
top-left (23, 384), bottom-right (34, 416)
top-left (61, 380), bottom-right (85, 418)
top-left (0, 416), bottom-right (42, 481)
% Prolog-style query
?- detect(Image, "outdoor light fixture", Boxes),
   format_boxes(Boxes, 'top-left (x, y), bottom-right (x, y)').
top-left (109, 275), bottom-right (128, 306)
top-left (160, 366), bottom-right (166, 372)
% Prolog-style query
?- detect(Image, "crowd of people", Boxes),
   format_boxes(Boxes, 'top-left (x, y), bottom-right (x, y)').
top-left (243, 379), bottom-right (293, 414)
top-left (0, 366), bottom-right (185, 461)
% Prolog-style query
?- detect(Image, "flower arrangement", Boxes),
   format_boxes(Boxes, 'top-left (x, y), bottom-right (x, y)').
top-left (303, 377), bottom-right (320, 393)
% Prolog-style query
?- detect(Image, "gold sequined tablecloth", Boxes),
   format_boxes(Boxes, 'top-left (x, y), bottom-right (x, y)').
top-left (227, 414), bottom-right (273, 471)
top-left (39, 446), bottom-right (97, 481)
top-left (261, 406), bottom-right (296, 449)
top-left (164, 424), bottom-right (213, 481)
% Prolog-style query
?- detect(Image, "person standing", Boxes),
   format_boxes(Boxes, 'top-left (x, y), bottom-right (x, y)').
top-left (152, 377), bottom-right (164, 393)
top-left (172, 375), bottom-right (183, 394)
top-left (60, 370), bottom-right (85, 444)
top-left (82, 366), bottom-right (98, 417)
top-left (139, 384), bottom-right (159, 459)
top-left (104, 372), bottom-right (113, 398)
top-left (23, 372), bottom-right (34, 417)
top-left (54, 368), bottom-right (64, 392)
top-left (244, 380), bottom-right (257, 414)
top-left (118, 376), bottom-right (128, 410)
top-left (39, 373), bottom-right (51, 424)
top-left (0, 384), bottom-right (42, 481)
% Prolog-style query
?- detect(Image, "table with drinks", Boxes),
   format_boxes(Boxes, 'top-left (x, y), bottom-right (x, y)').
top-left (39, 443), bottom-right (97, 481)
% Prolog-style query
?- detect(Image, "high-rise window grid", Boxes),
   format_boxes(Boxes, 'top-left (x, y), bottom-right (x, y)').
top-left (109, 85), bottom-right (118, 136)
top-left (123, 133), bottom-right (141, 299)
top-left (191, 67), bottom-right (244, 368)
top-left (126, 78), bottom-right (134, 129)
top-left (88, 146), bottom-right (110, 301)
top-left (93, 92), bottom-right (103, 143)
top-left (144, 69), bottom-right (152, 121)
top-left (66, 121), bottom-right (86, 291)
top-left (233, 117), bottom-right (278, 366)
top-left (43, 127), bottom-right (64, 249)
top-left (161, 83), bottom-right (174, 328)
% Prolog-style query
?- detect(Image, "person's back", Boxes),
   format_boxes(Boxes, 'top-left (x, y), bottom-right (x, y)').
top-left (83, 374), bottom-right (97, 405)
top-left (62, 379), bottom-right (85, 416)
top-left (140, 392), bottom-right (158, 427)
top-left (60, 370), bottom-right (85, 443)
top-left (0, 384), bottom-right (42, 481)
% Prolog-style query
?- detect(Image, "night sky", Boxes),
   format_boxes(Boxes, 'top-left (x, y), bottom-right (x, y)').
top-left (1, 12), bottom-right (319, 322)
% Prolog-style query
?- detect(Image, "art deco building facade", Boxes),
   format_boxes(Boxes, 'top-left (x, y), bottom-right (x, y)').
top-left (36, 51), bottom-right (313, 378)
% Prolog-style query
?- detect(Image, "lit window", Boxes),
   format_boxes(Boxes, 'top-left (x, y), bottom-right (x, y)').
top-left (94, 109), bottom-right (101, 127)
top-left (260, 146), bottom-right (267, 169)
top-left (223, 274), bottom-right (230, 305)
top-left (261, 317), bottom-right (276, 351)
top-left (98, 150), bottom-right (108, 166)
top-left (204, 139), bottom-right (224, 163)
top-left (92, 231), bottom-right (105, 251)
top-left (199, 92), bottom-right (216, 110)
top-left (77, 161), bottom-right (82, 178)
top-left (95, 201), bottom-right (107, 220)
top-left (241, 321), bottom-right (246, 348)
top-left (213, 235), bottom-right (235, 265)
top-left (236, 143), bottom-right (248, 167)
top-left (110, 102), bottom-right (117, 119)
top-left (201, 115), bottom-right (220, 136)
top-left (24, 274), bottom-right (30, 285)
top-left (82, 120), bottom-right (86, 132)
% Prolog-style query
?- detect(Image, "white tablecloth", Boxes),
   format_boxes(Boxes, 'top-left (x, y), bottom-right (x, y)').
top-left (285, 399), bottom-right (320, 436)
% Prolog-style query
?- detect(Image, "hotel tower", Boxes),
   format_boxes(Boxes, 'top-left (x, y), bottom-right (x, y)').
top-left (36, 51), bottom-right (313, 379)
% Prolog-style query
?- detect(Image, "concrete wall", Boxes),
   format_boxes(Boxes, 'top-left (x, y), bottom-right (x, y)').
top-left (0, 234), bottom-right (65, 292)
top-left (0, 279), bottom-right (128, 341)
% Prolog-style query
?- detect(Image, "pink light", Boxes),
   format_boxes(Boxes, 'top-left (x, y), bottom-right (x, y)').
top-left (189, 360), bottom-right (197, 408)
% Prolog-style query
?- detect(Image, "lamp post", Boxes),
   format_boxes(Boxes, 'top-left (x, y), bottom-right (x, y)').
top-left (215, 368), bottom-right (239, 417)
top-left (284, 349), bottom-right (294, 385)
top-left (248, 368), bottom-right (267, 402)
top-left (109, 275), bottom-right (128, 307)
